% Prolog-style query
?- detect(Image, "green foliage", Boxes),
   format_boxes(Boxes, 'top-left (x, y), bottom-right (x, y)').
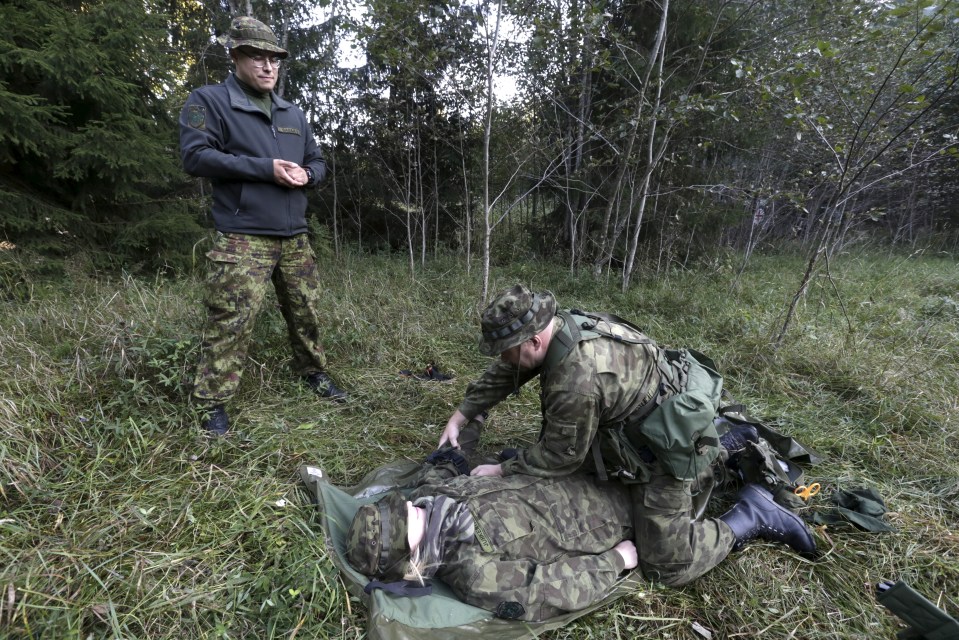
top-left (0, 245), bottom-right (32, 301)
top-left (312, 0), bottom-right (486, 256)
top-left (0, 0), bottom-right (204, 273)
top-left (728, 0), bottom-right (959, 249)
top-left (1, 251), bottom-right (957, 638)
top-left (0, 0), bottom-right (954, 284)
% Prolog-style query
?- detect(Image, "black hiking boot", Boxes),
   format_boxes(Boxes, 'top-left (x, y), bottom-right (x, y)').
top-left (201, 405), bottom-right (230, 436)
top-left (719, 483), bottom-right (817, 556)
top-left (304, 371), bottom-right (348, 402)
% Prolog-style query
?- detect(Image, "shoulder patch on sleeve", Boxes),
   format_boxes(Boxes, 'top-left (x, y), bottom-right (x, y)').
top-left (494, 601), bottom-right (525, 619)
top-left (187, 105), bottom-right (206, 130)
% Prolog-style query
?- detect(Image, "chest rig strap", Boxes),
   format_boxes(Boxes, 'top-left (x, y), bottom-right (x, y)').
top-left (541, 310), bottom-right (660, 481)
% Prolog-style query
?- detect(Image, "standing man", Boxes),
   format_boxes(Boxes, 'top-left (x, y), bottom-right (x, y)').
top-left (179, 16), bottom-right (347, 436)
top-left (437, 284), bottom-right (815, 586)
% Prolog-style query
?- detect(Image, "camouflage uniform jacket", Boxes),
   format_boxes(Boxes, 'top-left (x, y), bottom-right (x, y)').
top-left (457, 313), bottom-right (662, 478)
top-left (410, 473), bottom-right (633, 621)
top-left (179, 73), bottom-right (327, 237)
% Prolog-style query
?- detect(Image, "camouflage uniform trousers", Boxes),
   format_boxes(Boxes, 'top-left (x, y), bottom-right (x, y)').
top-left (631, 460), bottom-right (736, 587)
top-left (192, 232), bottom-right (328, 405)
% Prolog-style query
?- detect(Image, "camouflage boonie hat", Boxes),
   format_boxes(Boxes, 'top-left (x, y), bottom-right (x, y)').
top-left (479, 284), bottom-right (557, 356)
top-left (217, 16), bottom-right (289, 58)
top-left (346, 491), bottom-right (410, 581)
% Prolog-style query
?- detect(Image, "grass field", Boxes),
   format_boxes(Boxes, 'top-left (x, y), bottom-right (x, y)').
top-left (1, 249), bottom-right (957, 639)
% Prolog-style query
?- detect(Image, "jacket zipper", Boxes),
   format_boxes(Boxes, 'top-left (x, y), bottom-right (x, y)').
top-left (271, 119), bottom-right (293, 236)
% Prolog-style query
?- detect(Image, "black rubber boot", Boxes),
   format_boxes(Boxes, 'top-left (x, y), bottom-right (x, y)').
top-left (201, 405), bottom-right (230, 436)
top-left (719, 483), bottom-right (817, 555)
top-left (304, 371), bottom-right (348, 402)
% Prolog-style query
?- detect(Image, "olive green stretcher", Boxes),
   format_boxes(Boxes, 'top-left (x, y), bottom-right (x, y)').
top-left (298, 462), bottom-right (644, 640)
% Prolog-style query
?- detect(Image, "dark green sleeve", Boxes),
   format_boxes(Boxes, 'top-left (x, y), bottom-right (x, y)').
top-left (500, 386), bottom-right (600, 477)
top-left (180, 89), bottom-right (273, 182)
top-left (457, 361), bottom-right (538, 419)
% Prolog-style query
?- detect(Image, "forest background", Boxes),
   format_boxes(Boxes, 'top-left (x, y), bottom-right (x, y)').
top-left (2, 0), bottom-right (958, 298)
top-left (1, 0), bottom-right (958, 638)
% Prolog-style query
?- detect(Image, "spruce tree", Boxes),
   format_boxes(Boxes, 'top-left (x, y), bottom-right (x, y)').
top-left (0, 0), bottom-right (202, 274)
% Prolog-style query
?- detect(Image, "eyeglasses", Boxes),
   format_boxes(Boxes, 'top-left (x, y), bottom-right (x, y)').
top-left (241, 51), bottom-right (282, 69)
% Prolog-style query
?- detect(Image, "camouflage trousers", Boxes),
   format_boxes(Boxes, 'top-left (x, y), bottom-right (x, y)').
top-left (192, 232), bottom-right (328, 405)
top-left (631, 461), bottom-right (736, 586)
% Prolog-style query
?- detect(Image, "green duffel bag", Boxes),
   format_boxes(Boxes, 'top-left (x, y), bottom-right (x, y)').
top-left (626, 349), bottom-right (724, 481)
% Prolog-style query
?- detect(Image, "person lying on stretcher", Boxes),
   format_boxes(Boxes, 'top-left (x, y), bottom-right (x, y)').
top-left (346, 470), bottom-right (637, 621)
top-left (344, 415), bottom-right (815, 621)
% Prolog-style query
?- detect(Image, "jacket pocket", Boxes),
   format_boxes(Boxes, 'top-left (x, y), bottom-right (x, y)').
top-left (205, 250), bottom-right (239, 264)
top-left (471, 502), bottom-right (534, 553)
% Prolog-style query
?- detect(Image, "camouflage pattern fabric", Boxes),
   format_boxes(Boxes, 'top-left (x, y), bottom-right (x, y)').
top-left (417, 418), bottom-right (491, 484)
top-left (456, 310), bottom-right (736, 587)
top-left (458, 314), bottom-right (661, 478)
top-left (217, 16), bottom-right (289, 57)
top-left (192, 232), bottom-right (327, 405)
top-left (630, 462), bottom-right (735, 586)
top-left (346, 491), bottom-right (410, 581)
top-left (409, 473), bottom-right (634, 621)
top-left (477, 284), bottom-right (557, 356)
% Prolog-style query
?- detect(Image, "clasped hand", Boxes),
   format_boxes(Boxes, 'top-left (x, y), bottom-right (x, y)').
top-left (273, 159), bottom-right (308, 187)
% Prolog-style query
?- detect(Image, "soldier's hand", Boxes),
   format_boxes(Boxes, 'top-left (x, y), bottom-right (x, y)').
top-left (287, 165), bottom-right (308, 185)
top-left (438, 411), bottom-right (467, 449)
top-left (614, 540), bottom-right (638, 570)
top-left (273, 159), bottom-right (306, 187)
top-left (470, 463), bottom-right (502, 477)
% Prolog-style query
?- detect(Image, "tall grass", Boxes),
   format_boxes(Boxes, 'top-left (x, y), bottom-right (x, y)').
top-left (1, 250), bottom-right (957, 638)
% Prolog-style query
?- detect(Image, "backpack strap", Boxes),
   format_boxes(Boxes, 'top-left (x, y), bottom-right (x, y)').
top-left (543, 309), bottom-right (657, 377)
top-left (571, 309), bottom-right (655, 347)
top-left (542, 310), bottom-right (592, 376)
top-left (364, 579), bottom-right (433, 597)
top-left (590, 438), bottom-right (608, 482)
top-left (580, 310), bottom-right (647, 336)
top-left (543, 309), bottom-right (663, 481)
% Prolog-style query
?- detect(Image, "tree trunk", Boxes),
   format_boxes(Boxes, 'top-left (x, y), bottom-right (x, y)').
top-left (594, 0), bottom-right (669, 280)
top-left (621, 0), bottom-right (670, 291)
top-left (480, 0), bottom-right (503, 301)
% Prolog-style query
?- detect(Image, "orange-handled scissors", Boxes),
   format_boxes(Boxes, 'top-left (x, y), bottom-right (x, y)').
top-left (794, 483), bottom-right (821, 501)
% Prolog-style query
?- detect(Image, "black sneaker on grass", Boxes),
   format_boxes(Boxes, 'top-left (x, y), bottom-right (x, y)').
top-left (304, 371), bottom-right (348, 402)
top-left (201, 405), bottom-right (230, 435)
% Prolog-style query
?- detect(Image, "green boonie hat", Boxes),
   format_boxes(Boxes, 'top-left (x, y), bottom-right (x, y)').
top-left (346, 490), bottom-right (410, 581)
top-left (217, 16), bottom-right (289, 59)
top-left (479, 284), bottom-right (557, 356)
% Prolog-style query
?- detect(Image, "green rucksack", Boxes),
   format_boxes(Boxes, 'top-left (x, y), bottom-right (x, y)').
top-left (546, 310), bottom-right (723, 482)
top-left (625, 348), bottom-right (724, 481)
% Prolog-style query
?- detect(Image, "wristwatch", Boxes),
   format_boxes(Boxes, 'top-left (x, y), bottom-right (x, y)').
top-left (304, 166), bottom-right (314, 185)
